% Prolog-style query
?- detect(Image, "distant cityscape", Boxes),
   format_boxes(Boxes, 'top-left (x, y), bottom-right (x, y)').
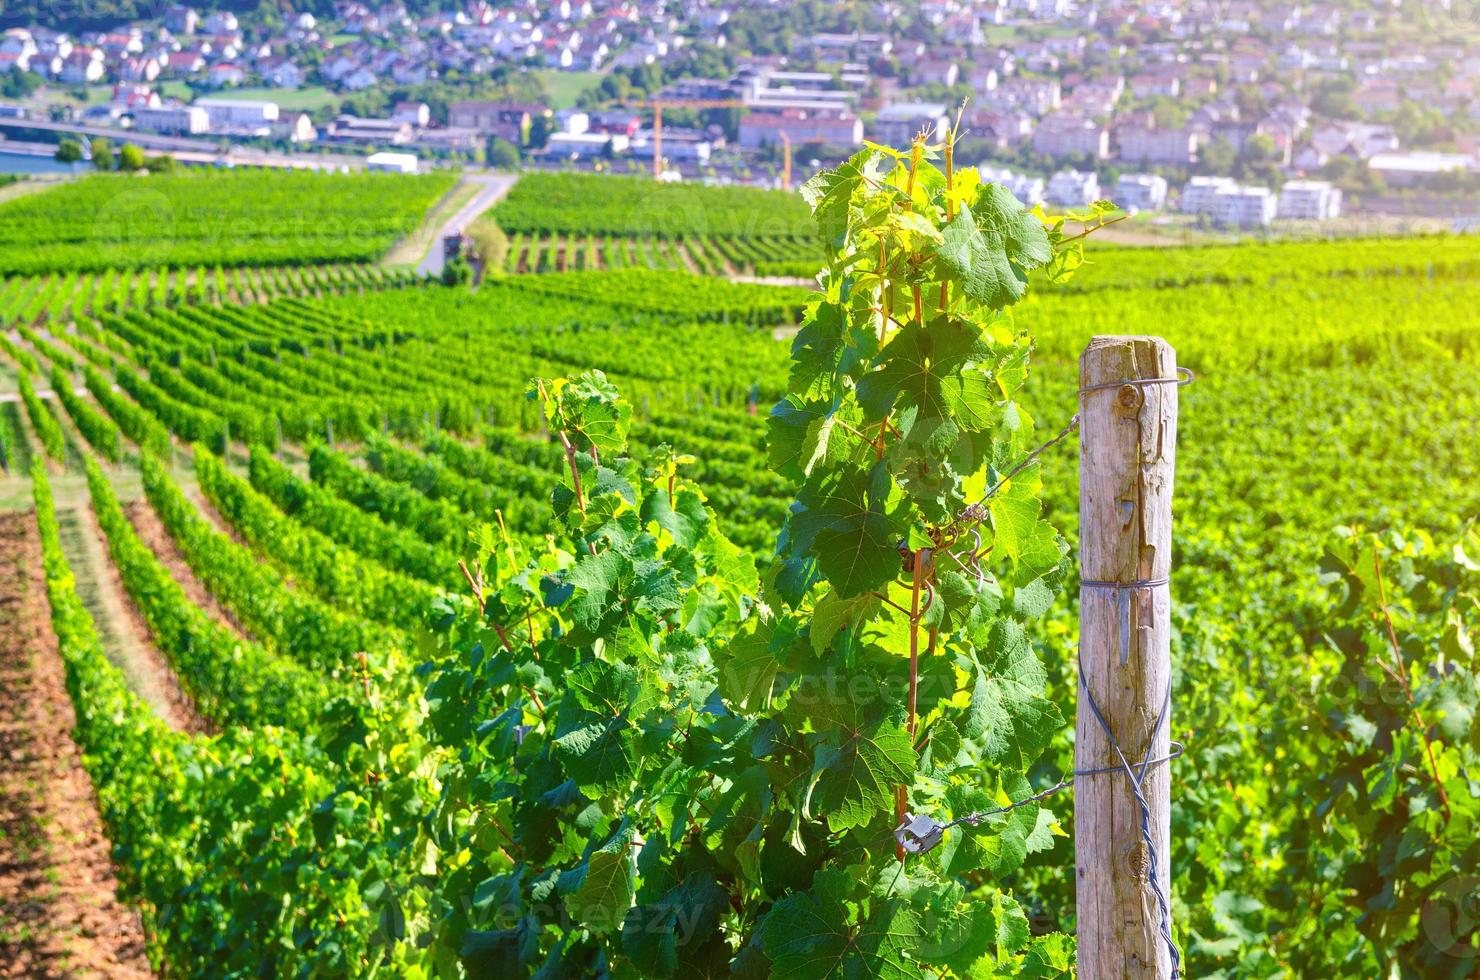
top-left (2, 0), bottom-right (1478, 228)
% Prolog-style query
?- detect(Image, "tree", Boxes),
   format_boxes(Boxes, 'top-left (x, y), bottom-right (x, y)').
top-left (486, 137), bottom-right (520, 169)
top-left (91, 136), bottom-right (115, 170)
top-left (1198, 137), bottom-right (1235, 175)
top-left (118, 143), bottom-right (147, 171)
top-left (55, 139), bottom-right (83, 164)
top-left (145, 154), bottom-right (176, 174)
top-left (466, 218), bottom-right (509, 274)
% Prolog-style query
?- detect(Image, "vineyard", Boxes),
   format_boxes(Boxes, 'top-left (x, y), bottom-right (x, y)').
top-left (0, 156), bottom-right (1477, 980)
top-left (0, 170), bottom-right (457, 275)
top-left (491, 172), bottom-right (818, 276)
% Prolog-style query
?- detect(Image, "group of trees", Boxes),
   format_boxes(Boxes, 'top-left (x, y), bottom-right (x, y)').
top-left (55, 137), bottom-right (172, 173)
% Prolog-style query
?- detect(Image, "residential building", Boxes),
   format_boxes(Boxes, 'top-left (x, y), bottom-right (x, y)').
top-left (1115, 173), bottom-right (1168, 212)
top-left (59, 47), bottom-right (104, 84)
top-left (393, 102), bottom-right (432, 128)
top-left (980, 165), bottom-right (1045, 206)
top-left (195, 97), bottom-right (279, 129)
top-left (133, 103), bottom-right (210, 134)
top-left (1032, 113), bottom-right (1109, 160)
top-left (1117, 124), bottom-right (1198, 166)
top-left (274, 112), bottom-right (318, 143)
top-left (872, 102), bottom-right (949, 149)
top-left (1277, 179), bottom-right (1342, 219)
top-left (1209, 185), bottom-right (1276, 227)
top-left (1367, 152), bottom-right (1477, 186)
top-left (738, 108), bottom-right (863, 149)
top-left (328, 115), bottom-right (414, 145)
top-left (554, 109), bottom-right (589, 134)
top-left (1047, 169), bottom-right (1100, 206)
top-left (630, 128), bottom-right (711, 163)
top-left (165, 6), bottom-right (199, 35)
top-left (448, 101), bottom-right (545, 144)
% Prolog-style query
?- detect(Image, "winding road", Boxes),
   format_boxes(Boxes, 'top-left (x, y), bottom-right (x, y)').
top-left (416, 172), bottom-right (519, 278)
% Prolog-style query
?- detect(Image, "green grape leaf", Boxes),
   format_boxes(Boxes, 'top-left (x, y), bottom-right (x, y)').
top-left (963, 620), bottom-right (1062, 768)
top-left (555, 717), bottom-right (636, 794)
top-left (563, 842), bottom-right (634, 935)
top-left (790, 462), bottom-right (904, 599)
top-left (804, 704), bottom-right (916, 833)
top-left (761, 870), bottom-right (923, 980)
top-left (938, 776), bottom-right (1040, 878)
top-left (717, 617), bottom-right (786, 711)
top-left (933, 184), bottom-right (1051, 310)
top-left (855, 317), bottom-right (994, 429)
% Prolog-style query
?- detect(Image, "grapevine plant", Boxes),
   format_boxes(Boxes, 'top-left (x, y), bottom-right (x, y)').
top-left (419, 133), bottom-right (1110, 976)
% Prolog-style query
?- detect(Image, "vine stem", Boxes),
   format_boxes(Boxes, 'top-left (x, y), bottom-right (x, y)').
top-left (1371, 540), bottom-right (1452, 822)
top-left (897, 546), bottom-right (930, 862)
top-left (558, 431), bottom-right (586, 514)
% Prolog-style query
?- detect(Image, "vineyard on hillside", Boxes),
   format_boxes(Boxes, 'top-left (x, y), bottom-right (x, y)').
top-left (491, 172), bottom-right (818, 275)
top-left (0, 158), bottom-right (1477, 979)
top-left (0, 170), bottom-right (458, 275)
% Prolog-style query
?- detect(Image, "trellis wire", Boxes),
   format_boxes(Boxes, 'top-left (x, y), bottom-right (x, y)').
top-left (895, 368), bottom-right (1194, 976)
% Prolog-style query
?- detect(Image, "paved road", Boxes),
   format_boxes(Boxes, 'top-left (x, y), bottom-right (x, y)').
top-left (417, 172), bottom-right (519, 278)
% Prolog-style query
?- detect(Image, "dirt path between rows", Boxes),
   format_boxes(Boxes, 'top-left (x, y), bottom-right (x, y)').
top-left (57, 501), bottom-right (203, 735)
top-left (0, 511), bottom-right (154, 979)
top-left (123, 499), bottom-right (248, 641)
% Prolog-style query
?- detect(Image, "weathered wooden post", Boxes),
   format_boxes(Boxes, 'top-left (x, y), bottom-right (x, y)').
top-left (1076, 336), bottom-right (1179, 979)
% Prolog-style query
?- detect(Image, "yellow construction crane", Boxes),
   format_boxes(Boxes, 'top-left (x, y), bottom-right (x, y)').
top-left (646, 98), bottom-right (791, 191)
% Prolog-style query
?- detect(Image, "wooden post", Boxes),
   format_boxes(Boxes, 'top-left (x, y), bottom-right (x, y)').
top-left (1076, 336), bottom-right (1179, 980)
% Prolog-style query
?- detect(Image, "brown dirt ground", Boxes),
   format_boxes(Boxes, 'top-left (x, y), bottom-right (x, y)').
top-left (69, 502), bottom-right (204, 737)
top-left (123, 499), bottom-right (247, 640)
top-left (0, 511), bottom-right (154, 979)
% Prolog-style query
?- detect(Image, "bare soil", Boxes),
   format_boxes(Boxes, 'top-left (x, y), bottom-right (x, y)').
top-left (123, 499), bottom-right (246, 640)
top-left (0, 511), bottom-right (154, 979)
top-left (60, 502), bottom-right (203, 736)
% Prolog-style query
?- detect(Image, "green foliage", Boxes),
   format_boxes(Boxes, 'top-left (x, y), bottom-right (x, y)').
top-left (17, 367), bottom-right (66, 463)
top-left (415, 129), bottom-right (1082, 977)
top-left (90, 136), bottom-right (114, 171)
top-left (1275, 527), bottom-right (1480, 974)
top-left (494, 171), bottom-right (814, 239)
top-left (84, 455), bottom-right (326, 730)
top-left (54, 138), bottom-right (83, 164)
top-left (31, 458), bottom-right (442, 978)
top-left (0, 170), bottom-right (457, 275)
top-left (117, 143), bottom-right (146, 172)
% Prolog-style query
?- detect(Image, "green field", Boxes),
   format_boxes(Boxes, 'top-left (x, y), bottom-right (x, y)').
top-left (0, 157), bottom-right (1476, 978)
top-left (0, 169), bottom-right (457, 274)
top-left (532, 69), bottom-right (606, 109)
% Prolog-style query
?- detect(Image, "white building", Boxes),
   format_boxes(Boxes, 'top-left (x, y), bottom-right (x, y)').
top-left (195, 97), bottom-right (279, 131)
top-left (1047, 169), bottom-right (1100, 206)
top-left (1211, 185), bottom-right (1276, 227)
top-left (1277, 180), bottom-right (1342, 220)
top-left (872, 102), bottom-right (949, 149)
top-left (980, 165), bottom-right (1045, 206)
top-left (1115, 173), bottom-right (1168, 212)
top-left (1367, 152), bottom-right (1476, 187)
top-left (1032, 113), bottom-right (1109, 160)
top-left (133, 103), bottom-right (210, 134)
top-left (546, 131), bottom-right (624, 158)
top-left (1117, 126), bottom-right (1198, 166)
top-left (366, 151), bottom-right (419, 174)
top-left (1180, 176), bottom-right (1237, 215)
top-left (554, 108), bottom-right (590, 135)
